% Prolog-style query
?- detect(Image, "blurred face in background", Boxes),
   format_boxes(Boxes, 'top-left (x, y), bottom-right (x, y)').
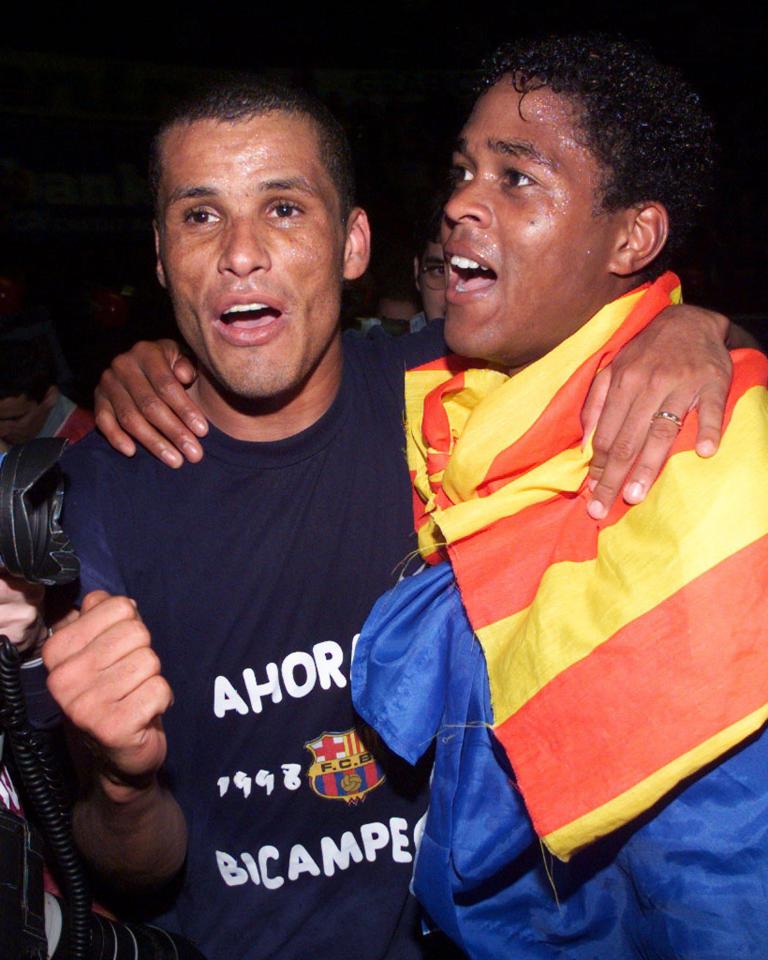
top-left (0, 388), bottom-right (56, 446)
top-left (414, 239), bottom-right (446, 322)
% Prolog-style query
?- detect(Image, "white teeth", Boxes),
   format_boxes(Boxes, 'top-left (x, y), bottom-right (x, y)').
top-left (222, 303), bottom-right (269, 315)
top-left (450, 255), bottom-right (491, 271)
top-left (450, 255), bottom-right (480, 269)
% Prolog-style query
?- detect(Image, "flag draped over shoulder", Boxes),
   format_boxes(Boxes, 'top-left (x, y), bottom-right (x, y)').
top-left (404, 272), bottom-right (768, 861)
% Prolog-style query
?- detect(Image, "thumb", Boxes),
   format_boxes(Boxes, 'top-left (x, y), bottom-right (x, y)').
top-left (81, 590), bottom-right (117, 614)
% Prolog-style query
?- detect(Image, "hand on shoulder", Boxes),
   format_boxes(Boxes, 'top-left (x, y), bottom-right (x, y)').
top-left (95, 340), bottom-right (208, 469)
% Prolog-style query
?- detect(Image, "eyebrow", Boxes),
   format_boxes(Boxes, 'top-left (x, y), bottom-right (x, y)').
top-left (164, 176), bottom-right (318, 210)
top-left (260, 176), bottom-right (317, 197)
top-left (165, 185), bottom-right (217, 208)
top-left (454, 136), bottom-right (553, 169)
top-left (490, 138), bottom-right (554, 169)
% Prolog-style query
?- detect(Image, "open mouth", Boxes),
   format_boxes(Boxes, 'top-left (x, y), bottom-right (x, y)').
top-left (220, 303), bottom-right (283, 326)
top-left (448, 255), bottom-right (497, 294)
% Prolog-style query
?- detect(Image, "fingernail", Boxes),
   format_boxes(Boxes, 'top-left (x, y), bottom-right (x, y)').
top-left (181, 440), bottom-right (202, 460)
top-left (625, 481), bottom-right (644, 503)
top-left (587, 499), bottom-right (607, 520)
top-left (697, 439), bottom-right (715, 457)
top-left (160, 448), bottom-right (182, 468)
top-left (191, 418), bottom-right (208, 435)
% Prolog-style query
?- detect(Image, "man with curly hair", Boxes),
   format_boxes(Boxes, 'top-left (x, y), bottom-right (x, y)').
top-left (354, 34), bottom-right (768, 959)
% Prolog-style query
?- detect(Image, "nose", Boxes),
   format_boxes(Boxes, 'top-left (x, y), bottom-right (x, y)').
top-left (217, 216), bottom-right (271, 277)
top-left (443, 178), bottom-right (493, 233)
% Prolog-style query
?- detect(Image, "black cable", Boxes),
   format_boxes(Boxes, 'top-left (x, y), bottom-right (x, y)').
top-left (0, 440), bottom-right (207, 958)
top-left (0, 636), bottom-right (91, 960)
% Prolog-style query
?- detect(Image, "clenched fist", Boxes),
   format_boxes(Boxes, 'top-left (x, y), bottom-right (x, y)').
top-left (44, 591), bottom-right (173, 789)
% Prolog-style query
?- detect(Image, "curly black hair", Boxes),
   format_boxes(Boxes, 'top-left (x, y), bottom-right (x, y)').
top-left (480, 34), bottom-right (716, 272)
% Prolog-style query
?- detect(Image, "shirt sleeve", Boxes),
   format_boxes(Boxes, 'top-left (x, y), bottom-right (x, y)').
top-left (60, 439), bottom-right (130, 602)
top-left (342, 321), bottom-right (447, 427)
top-left (391, 321), bottom-right (448, 369)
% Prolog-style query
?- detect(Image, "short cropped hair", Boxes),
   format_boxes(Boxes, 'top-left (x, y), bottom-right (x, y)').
top-left (149, 76), bottom-right (355, 222)
top-left (480, 35), bottom-right (716, 270)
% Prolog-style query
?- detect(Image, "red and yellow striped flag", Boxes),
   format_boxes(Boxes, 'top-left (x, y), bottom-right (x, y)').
top-left (405, 273), bottom-right (768, 860)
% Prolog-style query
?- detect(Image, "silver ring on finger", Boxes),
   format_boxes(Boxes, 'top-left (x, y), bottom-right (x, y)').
top-left (651, 410), bottom-right (683, 429)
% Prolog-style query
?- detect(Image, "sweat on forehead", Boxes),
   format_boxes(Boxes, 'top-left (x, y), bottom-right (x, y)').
top-left (148, 77), bottom-right (355, 221)
top-left (477, 34), bottom-right (715, 266)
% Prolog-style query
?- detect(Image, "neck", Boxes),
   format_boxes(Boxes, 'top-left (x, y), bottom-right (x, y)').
top-left (191, 339), bottom-right (344, 443)
top-left (506, 275), bottom-right (645, 377)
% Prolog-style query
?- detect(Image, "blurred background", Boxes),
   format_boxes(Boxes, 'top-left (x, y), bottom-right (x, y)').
top-left (2, 1), bottom-right (766, 404)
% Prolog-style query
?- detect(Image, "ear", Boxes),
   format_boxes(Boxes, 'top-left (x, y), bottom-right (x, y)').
top-left (608, 202), bottom-right (669, 277)
top-left (342, 208), bottom-right (371, 281)
top-left (153, 221), bottom-right (167, 289)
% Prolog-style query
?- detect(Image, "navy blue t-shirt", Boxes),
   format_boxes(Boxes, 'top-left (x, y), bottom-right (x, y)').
top-left (60, 326), bottom-right (447, 960)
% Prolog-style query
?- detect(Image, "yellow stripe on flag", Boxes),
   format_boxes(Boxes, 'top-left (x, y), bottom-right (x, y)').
top-left (543, 703), bottom-right (768, 860)
top-left (478, 385), bottom-right (768, 724)
top-left (405, 368), bottom-right (457, 513)
top-left (437, 443), bottom-right (589, 544)
top-left (441, 287), bottom-right (654, 502)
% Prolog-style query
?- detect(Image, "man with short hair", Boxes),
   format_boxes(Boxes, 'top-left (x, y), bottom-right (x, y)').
top-left (41, 78), bottom-right (452, 960)
top-left (353, 35), bottom-right (768, 959)
top-left (29, 70), bottom-right (740, 960)
top-left (0, 333), bottom-right (93, 448)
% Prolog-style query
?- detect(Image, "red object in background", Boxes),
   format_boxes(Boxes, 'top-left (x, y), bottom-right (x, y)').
top-left (0, 276), bottom-right (25, 315)
top-left (90, 287), bottom-right (130, 329)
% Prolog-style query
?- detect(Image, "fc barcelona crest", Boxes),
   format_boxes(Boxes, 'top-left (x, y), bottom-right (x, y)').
top-left (305, 727), bottom-right (385, 804)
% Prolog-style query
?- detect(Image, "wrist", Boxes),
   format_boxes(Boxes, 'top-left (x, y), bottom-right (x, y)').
top-left (13, 617), bottom-right (48, 660)
top-left (97, 768), bottom-right (161, 806)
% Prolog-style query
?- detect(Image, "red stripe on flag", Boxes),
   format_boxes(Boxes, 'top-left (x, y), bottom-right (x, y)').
top-left (478, 282), bottom-right (665, 492)
top-left (450, 493), bottom-right (606, 628)
top-left (482, 343), bottom-right (765, 497)
top-left (495, 535), bottom-right (768, 836)
top-left (427, 452), bottom-right (451, 481)
top-left (449, 355), bottom-right (768, 630)
top-left (421, 373), bottom-right (466, 466)
top-left (408, 355), bottom-right (484, 375)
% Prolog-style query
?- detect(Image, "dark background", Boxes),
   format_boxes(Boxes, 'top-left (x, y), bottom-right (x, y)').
top-left (2, 1), bottom-right (766, 401)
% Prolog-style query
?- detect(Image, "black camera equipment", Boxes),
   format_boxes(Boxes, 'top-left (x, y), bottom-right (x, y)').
top-left (0, 439), bottom-right (205, 960)
top-left (0, 438), bottom-right (79, 586)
